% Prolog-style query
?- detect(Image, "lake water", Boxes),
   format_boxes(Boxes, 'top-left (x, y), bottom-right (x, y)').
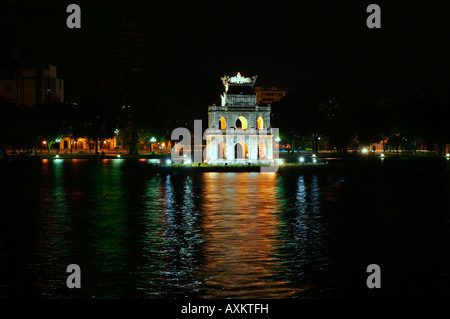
top-left (1, 157), bottom-right (450, 298)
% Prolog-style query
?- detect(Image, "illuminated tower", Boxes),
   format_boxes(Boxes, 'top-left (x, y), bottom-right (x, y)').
top-left (205, 72), bottom-right (274, 164)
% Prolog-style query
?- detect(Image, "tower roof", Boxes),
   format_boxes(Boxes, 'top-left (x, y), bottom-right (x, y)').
top-left (221, 72), bottom-right (257, 92)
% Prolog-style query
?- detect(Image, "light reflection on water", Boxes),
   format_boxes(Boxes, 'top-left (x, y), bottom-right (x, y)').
top-left (1, 158), bottom-right (450, 298)
top-left (199, 173), bottom-right (298, 298)
top-left (32, 158), bottom-right (72, 297)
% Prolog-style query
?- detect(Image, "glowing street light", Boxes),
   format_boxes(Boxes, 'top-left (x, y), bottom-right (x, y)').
top-left (380, 153), bottom-right (385, 158)
top-left (150, 137), bottom-right (157, 152)
top-left (55, 154), bottom-right (59, 158)
top-left (446, 153), bottom-right (450, 158)
top-left (117, 154), bottom-right (121, 158)
top-left (361, 148), bottom-right (368, 154)
top-left (166, 159), bottom-right (172, 165)
top-left (299, 156), bottom-right (305, 163)
top-left (42, 141), bottom-right (47, 145)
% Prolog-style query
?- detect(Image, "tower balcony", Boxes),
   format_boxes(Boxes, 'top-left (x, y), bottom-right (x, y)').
top-left (208, 104), bottom-right (271, 112)
top-left (204, 127), bottom-right (273, 136)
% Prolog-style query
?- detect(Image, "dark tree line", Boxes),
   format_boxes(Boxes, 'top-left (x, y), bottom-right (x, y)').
top-left (0, 98), bottom-right (116, 155)
top-left (0, 71), bottom-right (193, 156)
top-left (272, 85), bottom-right (450, 155)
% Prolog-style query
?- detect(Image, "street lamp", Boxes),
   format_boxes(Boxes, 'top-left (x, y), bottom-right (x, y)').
top-left (150, 137), bottom-right (156, 153)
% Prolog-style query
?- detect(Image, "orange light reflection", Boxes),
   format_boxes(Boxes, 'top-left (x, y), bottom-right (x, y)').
top-left (198, 172), bottom-right (305, 298)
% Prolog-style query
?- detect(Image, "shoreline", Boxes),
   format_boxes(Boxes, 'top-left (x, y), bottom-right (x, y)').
top-left (0, 151), bottom-right (445, 160)
top-left (1, 153), bottom-right (448, 174)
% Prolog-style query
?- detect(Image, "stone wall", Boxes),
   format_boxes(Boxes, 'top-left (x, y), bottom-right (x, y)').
top-left (208, 106), bottom-right (271, 130)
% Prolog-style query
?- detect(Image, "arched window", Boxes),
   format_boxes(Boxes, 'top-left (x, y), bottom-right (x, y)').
top-left (235, 141), bottom-right (249, 159)
top-left (219, 116), bottom-right (226, 130)
top-left (217, 141), bottom-right (225, 159)
top-left (257, 116), bottom-right (264, 129)
top-left (235, 116), bottom-right (248, 130)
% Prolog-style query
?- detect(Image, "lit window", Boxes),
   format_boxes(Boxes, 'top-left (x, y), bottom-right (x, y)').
top-left (257, 116), bottom-right (264, 129)
top-left (219, 117), bottom-right (226, 130)
top-left (236, 116), bottom-right (248, 130)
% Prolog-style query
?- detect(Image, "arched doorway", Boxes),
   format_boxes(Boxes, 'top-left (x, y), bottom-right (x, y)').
top-left (63, 140), bottom-right (68, 149)
top-left (235, 141), bottom-right (249, 159)
top-left (217, 141), bottom-right (225, 159)
top-left (235, 116), bottom-right (248, 130)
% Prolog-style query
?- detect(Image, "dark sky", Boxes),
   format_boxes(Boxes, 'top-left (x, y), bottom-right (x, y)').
top-left (2, 0), bottom-right (450, 114)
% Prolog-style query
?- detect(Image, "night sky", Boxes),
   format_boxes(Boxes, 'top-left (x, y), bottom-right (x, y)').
top-left (2, 0), bottom-right (450, 117)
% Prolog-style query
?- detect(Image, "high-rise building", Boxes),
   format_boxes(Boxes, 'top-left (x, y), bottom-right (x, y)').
top-left (0, 64), bottom-right (64, 107)
top-left (98, 17), bottom-right (146, 106)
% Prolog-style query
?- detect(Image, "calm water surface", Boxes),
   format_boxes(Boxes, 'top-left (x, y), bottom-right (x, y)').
top-left (1, 158), bottom-right (450, 298)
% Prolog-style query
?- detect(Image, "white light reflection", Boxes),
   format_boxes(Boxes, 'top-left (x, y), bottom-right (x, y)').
top-left (149, 174), bottom-right (202, 295)
top-left (292, 174), bottom-right (329, 281)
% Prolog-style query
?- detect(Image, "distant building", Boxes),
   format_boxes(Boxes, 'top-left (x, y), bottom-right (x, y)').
top-left (254, 86), bottom-right (286, 105)
top-left (98, 17), bottom-right (146, 106)
top-left (203, 72), bottom-right (275, 164)
top-left (58, 137), bottom-right (121, 153)
top-left (0, 64), bottom-right (64, 107)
